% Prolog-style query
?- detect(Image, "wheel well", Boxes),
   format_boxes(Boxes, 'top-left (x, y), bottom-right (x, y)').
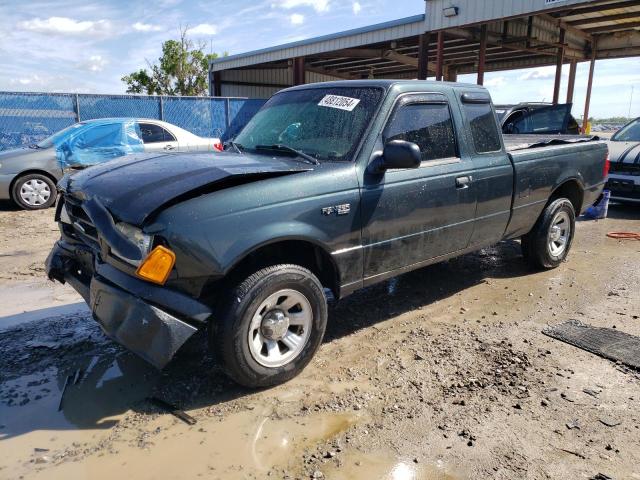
top-left (549, 180), bottom-right (584, 214)
top-left (9, 170), bottom-right (58, 200)
top-left (222, 240), bottom-right (340, 299)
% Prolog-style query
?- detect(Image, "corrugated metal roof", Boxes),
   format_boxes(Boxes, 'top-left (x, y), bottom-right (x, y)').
top-left (211, 14), bottom-right (426, 71)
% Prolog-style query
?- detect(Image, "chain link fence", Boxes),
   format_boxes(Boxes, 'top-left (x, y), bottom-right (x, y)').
top-left (0, 91), bottom-right (266, 151)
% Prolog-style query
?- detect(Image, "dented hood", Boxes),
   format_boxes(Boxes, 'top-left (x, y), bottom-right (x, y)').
top-left (62, 151), bottom-right (312, 225)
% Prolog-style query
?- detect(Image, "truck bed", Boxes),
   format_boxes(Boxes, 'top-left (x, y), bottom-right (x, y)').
top-left (503, 134), bottom-right (601, 152)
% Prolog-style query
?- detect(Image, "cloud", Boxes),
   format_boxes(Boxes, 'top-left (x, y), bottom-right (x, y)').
top-left (290, 13), bottom-right (304, 25)
top-left (187, 23), bottom-right (217, 36)
top-left (484, 76), bottom-right (507, 87)
top-left (518, 66), bottom-right (567, 81)
top-left (132, 22), bottom-right (162, 32)
top-left (19, 16), bottom-right (111, 36)
top-left (352, 2), bottom-right (361, 14)
top-left (274, 0), bottom-right (330, 13)
top-left (78, 55), bottom-right (108, 72)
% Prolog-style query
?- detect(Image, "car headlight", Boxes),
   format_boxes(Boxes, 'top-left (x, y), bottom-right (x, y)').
top-left (113, 222), bottom-right (152, 264)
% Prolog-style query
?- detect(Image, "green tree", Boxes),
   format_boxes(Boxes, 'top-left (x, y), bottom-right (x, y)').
top-left (122, 28), bottom-right (225, 96)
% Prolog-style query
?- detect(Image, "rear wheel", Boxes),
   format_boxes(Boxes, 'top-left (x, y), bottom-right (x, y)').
top-left (12, 173), bottom-right (56, 210)
top-left (521, 198), bottom-right (575, 269)
top-left (211, 264), bottom-right (327, 388)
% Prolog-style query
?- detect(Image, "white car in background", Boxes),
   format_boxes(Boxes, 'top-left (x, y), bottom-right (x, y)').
top-left (0, 118), bottom-right (222, 210)
top-left (136, 119), bottom-right (223, 153)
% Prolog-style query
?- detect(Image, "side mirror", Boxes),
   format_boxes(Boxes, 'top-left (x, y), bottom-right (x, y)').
top-left (371, 140), bottom-right (421, 173)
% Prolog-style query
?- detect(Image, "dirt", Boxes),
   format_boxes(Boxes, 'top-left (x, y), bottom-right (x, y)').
top-left (1, 200), bottom-right (639, 480)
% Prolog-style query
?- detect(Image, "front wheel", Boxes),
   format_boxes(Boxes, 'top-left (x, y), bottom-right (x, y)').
top-left (211, 264), bottom-right (328, 388)
top-left (521, 198), bottom-right (576, 269)
top-left (11, 173), bottom-right (56, 210)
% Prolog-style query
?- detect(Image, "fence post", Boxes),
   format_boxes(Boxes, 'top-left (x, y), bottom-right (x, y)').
top-left (225, 98), bottom-right (231, 129)
top-left (74, 93), bottom-right (81, 122)
top-left (159, 96), bottom-right (164, 121)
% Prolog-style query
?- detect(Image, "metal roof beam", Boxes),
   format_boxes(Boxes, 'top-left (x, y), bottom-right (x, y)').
top-left (539, 14), bottom-right (592, 41)
top-left (553, 0), bottom-right (640, 18)
top-left (584, 19), bottom-right (640, 33)
top-left (447, 27), bottom-right (587, 60)
top-left (569, 11), bottom-right (640, 26)
top-left (305, 65), bottom-right (357, 80)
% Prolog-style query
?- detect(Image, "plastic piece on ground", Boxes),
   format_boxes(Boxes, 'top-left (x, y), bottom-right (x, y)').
top-left (583, 189), bottom-right (610, 220)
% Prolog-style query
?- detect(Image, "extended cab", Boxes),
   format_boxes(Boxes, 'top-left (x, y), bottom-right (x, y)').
top-left (46, 80), bottom-right (608, 387)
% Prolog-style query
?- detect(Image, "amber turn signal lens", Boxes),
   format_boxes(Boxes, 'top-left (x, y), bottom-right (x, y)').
top-left (136, 246), bottom-right (176, 285)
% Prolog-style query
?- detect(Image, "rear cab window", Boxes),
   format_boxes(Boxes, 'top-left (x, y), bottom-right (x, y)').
top-left (461, 93), bottom-right (502, 153)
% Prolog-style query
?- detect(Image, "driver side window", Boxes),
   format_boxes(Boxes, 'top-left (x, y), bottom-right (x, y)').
top-left (384, 102), bottom-right (458, 162)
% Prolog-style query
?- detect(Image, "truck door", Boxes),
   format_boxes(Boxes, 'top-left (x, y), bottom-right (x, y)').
top-left (360, 93), bottom-right (477, 282)
top-left (459, 92), bottom-right (514, 247)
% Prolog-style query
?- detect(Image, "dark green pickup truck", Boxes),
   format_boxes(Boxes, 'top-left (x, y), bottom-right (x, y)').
top-left (46, 80), bottom-right (608, 387)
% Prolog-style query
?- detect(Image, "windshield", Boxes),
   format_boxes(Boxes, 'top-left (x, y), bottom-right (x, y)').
top-left (37, 122), bottom-right (86, 148)
top-left (612, 118), bottom-right (640, 142)
top-left (234, 87), bottom-right (384, 162)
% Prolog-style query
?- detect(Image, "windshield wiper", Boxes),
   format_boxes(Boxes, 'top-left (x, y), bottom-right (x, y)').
top-left (225, 141), bottom-right (244, 153)
top-left (255, 144), bottom-right (319, 165)
top-left (28, 144), bottom-right (41, 149)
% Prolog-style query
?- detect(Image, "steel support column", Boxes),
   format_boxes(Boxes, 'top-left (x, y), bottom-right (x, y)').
top-left (553, 28), bottom-right (566, 104)
top-left (477, 24), bottom-right (488, 85)
top-left (293, 57), bottom-right (305, 85)
top-left (212, 71), bottom-right (222, 97)
top-left (582, 41), bottom-right (597, 132)
top-left (566, 60), bottom-right (577, 104)
top-left (436, 31), bottom-right (444, 81)
top-left (418, 32), bottom-right (430, 80)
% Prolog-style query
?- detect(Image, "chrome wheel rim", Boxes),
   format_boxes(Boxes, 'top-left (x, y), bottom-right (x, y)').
top-left (19, 179), bottom-right (51, 206)
top-left (548, 211), bottom-right (571, 257)
top-left (248, 289), bottom-right (312, 368)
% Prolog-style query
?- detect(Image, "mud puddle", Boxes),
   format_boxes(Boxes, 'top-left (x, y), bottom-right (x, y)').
top-left (7, 408), bottom-right (363, 479)
top-left (324, 451), bottom-right (462, 480)
top-left (0, 280), bottom-right (84, 331)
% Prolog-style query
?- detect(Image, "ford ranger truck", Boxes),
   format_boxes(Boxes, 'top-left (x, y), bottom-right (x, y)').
top-left (46, 80), bottom-right (609, 388)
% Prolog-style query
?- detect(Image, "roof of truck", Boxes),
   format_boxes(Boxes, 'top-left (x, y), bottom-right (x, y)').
top-left (281, 79), bottom-right (488, 93)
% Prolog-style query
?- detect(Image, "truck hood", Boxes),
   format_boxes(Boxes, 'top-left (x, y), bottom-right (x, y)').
top-left (607, 140), bottom-right (640, 164)
top-left (62, 151), bottom-right (312, 225)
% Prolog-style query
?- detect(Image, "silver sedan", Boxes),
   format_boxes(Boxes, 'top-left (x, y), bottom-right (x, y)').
top-left (0, 118), bottom-right (222, 210)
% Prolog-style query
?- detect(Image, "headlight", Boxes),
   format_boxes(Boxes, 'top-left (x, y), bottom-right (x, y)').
top-left (113, 222), bottom-right (152, 264)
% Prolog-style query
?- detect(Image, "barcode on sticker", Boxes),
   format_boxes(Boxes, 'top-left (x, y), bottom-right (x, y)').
top-left (318, 95), bottom-right (361, 111)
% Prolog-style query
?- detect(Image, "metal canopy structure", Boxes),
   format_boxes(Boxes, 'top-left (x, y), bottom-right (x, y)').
top-left (210, 0), bottom-right (640, 127)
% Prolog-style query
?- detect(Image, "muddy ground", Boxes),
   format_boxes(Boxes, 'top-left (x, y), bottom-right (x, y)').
top-left (0, 199), bottom-right (639, 480)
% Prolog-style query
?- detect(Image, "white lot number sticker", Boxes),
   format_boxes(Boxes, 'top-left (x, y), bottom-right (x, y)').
top-left (318, 95), bottom-right (361, 112)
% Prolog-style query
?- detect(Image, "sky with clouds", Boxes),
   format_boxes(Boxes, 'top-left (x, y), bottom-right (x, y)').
top-left (0, 0), bottom-right (638, 118)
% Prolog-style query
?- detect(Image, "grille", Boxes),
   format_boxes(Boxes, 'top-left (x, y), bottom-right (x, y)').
top-left (63, 195), bottom-right (101, 249)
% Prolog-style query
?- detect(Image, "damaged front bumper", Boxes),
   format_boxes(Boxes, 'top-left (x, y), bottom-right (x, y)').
top-left (45, 240), bottom-right (212, 369)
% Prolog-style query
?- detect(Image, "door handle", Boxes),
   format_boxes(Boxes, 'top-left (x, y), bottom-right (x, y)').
top-left (456, 176), bottom-right (472, 189)
top-left (164, 144), bottom-right (175, 151)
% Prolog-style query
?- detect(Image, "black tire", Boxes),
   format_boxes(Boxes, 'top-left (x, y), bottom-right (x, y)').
top-left (521, 198), bottom-right (576, 270)
top-left (11, 173), bottom-right (56, 210)
top-left (212, 264), bottom-right (327, 388)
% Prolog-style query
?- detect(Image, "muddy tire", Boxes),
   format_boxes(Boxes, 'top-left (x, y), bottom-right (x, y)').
top-left (12, 173), bottom-right (56, 210)
top-left (211, 264), bottom-right (327, 388)
top-left (521, 198), bottom-right (575, 270)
